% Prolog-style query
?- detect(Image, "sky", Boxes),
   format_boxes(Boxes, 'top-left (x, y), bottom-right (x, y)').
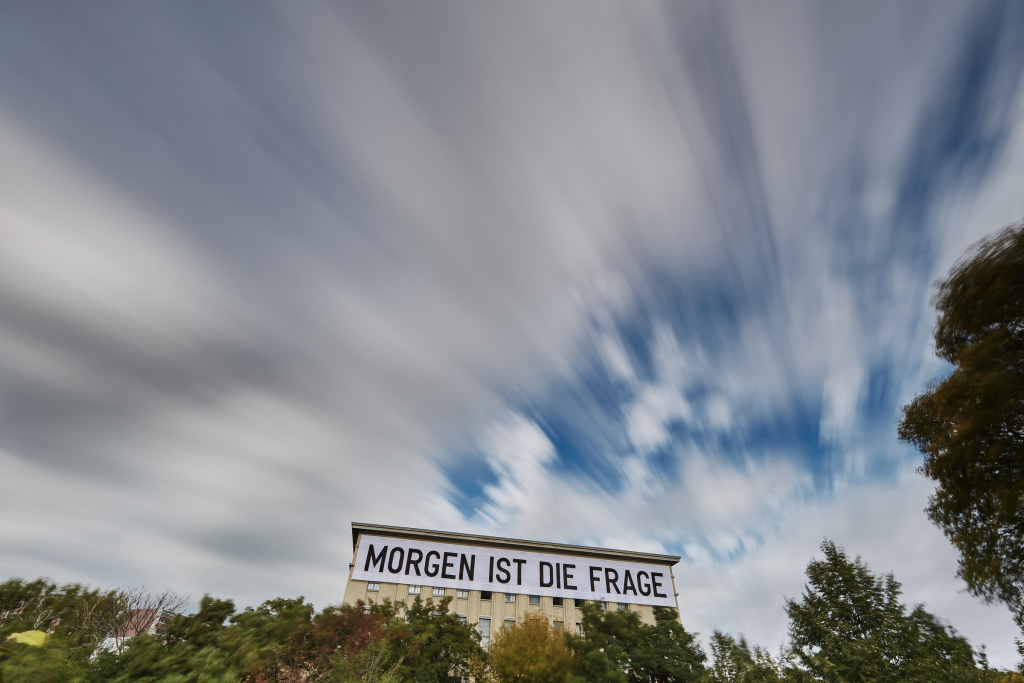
top-left (1, 0), bottom-right (1024, 667)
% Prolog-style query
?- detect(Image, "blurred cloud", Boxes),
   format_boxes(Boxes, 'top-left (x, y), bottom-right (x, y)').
top-left (1, 0), bottom-right (1023, 667)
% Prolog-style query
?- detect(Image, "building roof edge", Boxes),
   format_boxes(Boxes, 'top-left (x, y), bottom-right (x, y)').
top-left (350, 522), bottom-right (681, 565)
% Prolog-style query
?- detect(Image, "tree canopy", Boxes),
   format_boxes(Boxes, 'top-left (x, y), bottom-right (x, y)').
top-left (565, 603), bottom-right (705, 683)
top-left (786, 541), bottom-right (981, 683)
top-left (487, 616), bottom-right (573, 683)
top-left (3, 549), bottom-right (1023, 683)
top-left (898, 222), bottom-right (1024, 636)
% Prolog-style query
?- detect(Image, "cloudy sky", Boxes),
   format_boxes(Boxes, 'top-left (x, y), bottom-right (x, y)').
top-left (2, 0), bottom-right (1024, 666)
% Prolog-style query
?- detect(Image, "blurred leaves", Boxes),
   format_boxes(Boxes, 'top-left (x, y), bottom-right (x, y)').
top-left (3, 552), bottom-right (1023, 683)
top-left (899, 221), bottom-right (1024, 635)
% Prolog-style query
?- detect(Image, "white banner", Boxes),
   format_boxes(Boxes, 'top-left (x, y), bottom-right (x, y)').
top-left (351, 535), bottom-right (676, 608)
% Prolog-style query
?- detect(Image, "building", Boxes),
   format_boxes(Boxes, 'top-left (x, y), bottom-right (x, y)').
top-left (95, 608), bottom-right (176, 655)
top-left (342, 523), bottom-right (681, 646)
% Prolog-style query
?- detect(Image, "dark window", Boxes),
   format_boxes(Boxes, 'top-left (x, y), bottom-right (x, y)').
top-left (480, 591), bottom-right (492, 601)
top-left (574, 599), bottom-right (585, 608)
top-left (552, 597), bottom-right (563, 606)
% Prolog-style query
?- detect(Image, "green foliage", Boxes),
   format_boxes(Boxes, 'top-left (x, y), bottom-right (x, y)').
top-left (786, 541), bottom-right (984, 683)
top-left (566, 603), bottom-right (643, 683)
top-left (0, 638), bottom-right (91, 683)
top-left (707, 631), bottom-right (784, 683)
top-left (0, 578), bottom-right (119, 661)
top-left (383, 596), bottom-right (485, 683)
top-left (565, 603), bottom-right (705, 683)
top-left (630, 607), bottom-right (706, 683)
top-left (2, 553), bottom-right (1018, 683)
top-left (897, 222), bottom-right (1024, 634)
top-left (163, 595), bottom-right (235, 649)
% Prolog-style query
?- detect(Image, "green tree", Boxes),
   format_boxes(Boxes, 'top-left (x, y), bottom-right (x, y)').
top-left (383, 595), bottom-right (485, 683)
top-left (162, 595), bottom-right (236, 650)
top-left (487, 616), bottom-right (574, 683)
top-left (707, 631), bottom-right (785, 683)
top-left (630, 607), bottom-right (706, 683)
top-left (786, 541), bottom-right (983, 683)
top-left (897, 222), bottom-right (1024, 638)
top-left (566, 603), bottom-right (705, 683)
top-left (228, 596), bottom-right (319, 680)
top-left (0, 638), bottom-right (90, 683)
top-left (566, 603), bottom-right (643, 683)
top-left (0, 578), bottom-right (120, 662)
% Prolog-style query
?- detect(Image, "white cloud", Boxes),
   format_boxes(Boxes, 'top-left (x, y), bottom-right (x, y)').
top-left (0, 0), bottom-right (1022, 670)
top-left (675, 471), bottom-right (1020, 666)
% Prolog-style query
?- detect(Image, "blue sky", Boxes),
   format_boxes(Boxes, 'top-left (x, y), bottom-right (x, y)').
top-left (1, 0), bottom-right (1024, 666)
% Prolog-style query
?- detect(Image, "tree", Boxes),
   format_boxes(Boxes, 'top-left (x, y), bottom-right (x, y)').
top-left (94, 586), bottom-right (189, 656)
top-left (630, 607), bottom-right (706, 683)
top-left (0, 578), bottom-right (122, 661)
top-left (382, 595), bottom-right (485, 683)
top-left (163, 594), bottom-right (235, 650)
top-left (227, 595), bottom-right (318, 680)
top-left (565, 603), bottom-right (705, 683)
top-left (785, 541), bottom-right (983, 683)
top-left (707, 631), bottom-right (782, 683)
top-left (898, 222), bottom-right (1024, 635)
top-left (566, 603), bottom-right (643, 683)
top-left (487, 615), bottom-right (574, 683)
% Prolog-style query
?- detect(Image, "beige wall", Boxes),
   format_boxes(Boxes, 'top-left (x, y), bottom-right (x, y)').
top-left (341, 535), bottom-right (679, 639)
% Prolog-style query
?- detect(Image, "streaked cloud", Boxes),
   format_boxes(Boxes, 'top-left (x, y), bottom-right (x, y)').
top-left (1, 0), bottom-right (1023, 666)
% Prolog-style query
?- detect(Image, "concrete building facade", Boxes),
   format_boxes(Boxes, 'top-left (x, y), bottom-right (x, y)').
top-left (342, 523), bottom-right (680, 646)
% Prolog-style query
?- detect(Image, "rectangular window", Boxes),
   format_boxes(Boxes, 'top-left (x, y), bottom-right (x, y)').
top-left (576, 623), bottom-right (583, 635)
top-left (599, 601), bottom-right (607, 611)
top-left (363, 605), bottom-right (371, 614)
top-left (574, 599), bottom-right (585, 608)
top-left (456, 589), bottom-right (469, 599)
top-left (457, 613), bottom-right (467, 624)
top-left (479, 617), bottom-right (491, 641)
top-left (529, 595), bottom-right (540, 605)
top-left (505, 593), bottom-right (516, 603)
top-left (433, 587), bottom-right (446, 596)
top-left (367, 582), bottom-right (380, 591)
top-left (553, 621), bottom-right (563, 630)
top-left (618, 603), bottom-right (628, 611)
top-left (504, 617), bottom-right (515, 629)
top-left (408, 585), bottom-right (421, 595)
top-left (480, 591), bottom-right (492, 601)
top-left (552, 597), bottom-right (563, 607)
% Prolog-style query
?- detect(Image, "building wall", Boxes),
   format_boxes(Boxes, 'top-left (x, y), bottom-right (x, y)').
top-left (341, 531), bottom-right (679, 641)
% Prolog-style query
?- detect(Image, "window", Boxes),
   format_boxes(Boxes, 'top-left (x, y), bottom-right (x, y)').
top-left (433, 587), bottom-right (446, 596)
top-left (367, 582), bottom-right (380, 591)
top-left (479, 617), bottom-right (491, 643)
top-left (529, 595), bottom-right (540, 605)
top-left (552, 597), bottom-right (563, 606)
top-left (408, 585), bottom-right (421, 595)
top-left (363, 605), bottom-right (371, 614)
top-left (505, 593), bottom-right (516, 603)
top-left (553, 621), bottom-right (563, 630)
top-left (576, 623), bottom-right (583, 635)
top-left (456, 589), bottom-right (469, 599)
top-left (599, 601), bottom-right (607, 611)
top-left (480, 591), bottom-right (492, 601)
top-left (504, 617), bottom-right (515, 629)
top-left (574, 599), bottom-right (585, 608)
top-left (618, 603), bottom-right (628, 611)
top-left (457, 613), bottom-right (467, 624)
